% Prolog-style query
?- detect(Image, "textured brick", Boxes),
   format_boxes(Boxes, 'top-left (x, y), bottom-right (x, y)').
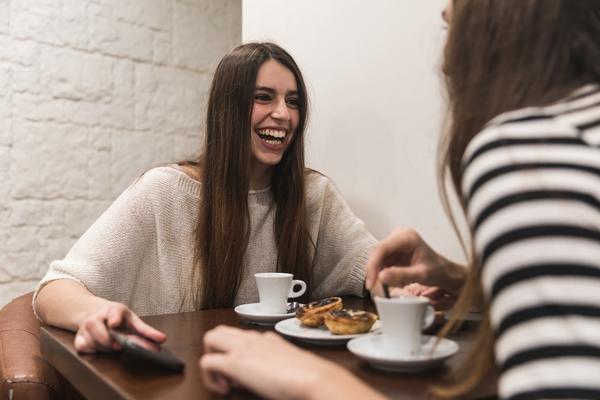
top-left (88, 0), bottom-right (111, 19)
top-left (88, 146), bottom-right (112, 200)
top-left (6, 226), bottom-right (40, 253)
top-left (62, 0), bottom-right (87, 21)
top-left (0, 36), bottom-right (38, 66)
top-left (135, 63), bottom-right (207, 134)
top-left (113, 0), bottom-right (171, 31)
top-left (12, 92), bottom-right (63, 122)
top-left (61, 99), bottom-right (104, 126)
top-left (0, 95), bottom-right (10, 145)
top-left (153, 31), bottom-right (171, 65)
top-left (110, 130), bottom-right (174, 195)
top-left (0, 144), bottom-right (8, 172)
top-left (10, 8), bottom-right (64, 46)
top-left (0, 61), bottom-right (8, 93)
top-left (9, 200), bottom-right (53, 227)
top-left (108, 59), bottom-right (135, 130)
top-left (0, 281), bottom-right (39, 305)
top-left (174, 133), bottom-right (202, 161)
top-left (174, 0), bottom-right (240, 72)
top-left (11, 63), bottom-right (41, 94)
top-left (0, 0), bottom-right (7, 34)
top-left (1, 0), bottom-right (241, 308)
top-left (90, 19), bottom-right (154, 62)
top-left (41, 47), bottom-right (113, 101)
top-left (11, 121), bottom-right (89, 199)
top-left (14, 0), bottom-right (63, 19)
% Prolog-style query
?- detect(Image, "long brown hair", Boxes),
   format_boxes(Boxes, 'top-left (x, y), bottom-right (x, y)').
top-left (436, 0), bottom-right (600, 397)
top-left (189, 42), bottom-right (313, 309)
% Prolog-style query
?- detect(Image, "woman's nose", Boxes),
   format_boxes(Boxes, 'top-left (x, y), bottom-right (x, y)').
top-left (271, 98), bottom-right (290, 120)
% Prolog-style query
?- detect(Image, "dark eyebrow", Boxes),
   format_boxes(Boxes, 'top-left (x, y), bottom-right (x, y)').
top-left (255, 86), bottom-right (299, 96)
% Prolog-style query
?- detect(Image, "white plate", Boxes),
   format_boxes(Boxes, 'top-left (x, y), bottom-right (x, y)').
top-left (234, 303), bottom-right (297, 325)
top-left (347, 334), bottom-right (459, 373)
top-left (274, 317), bottom-right (382, 345)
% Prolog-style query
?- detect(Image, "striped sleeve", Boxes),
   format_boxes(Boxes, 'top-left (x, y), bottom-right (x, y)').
top-left (461, 85), bottom-right (600, 400)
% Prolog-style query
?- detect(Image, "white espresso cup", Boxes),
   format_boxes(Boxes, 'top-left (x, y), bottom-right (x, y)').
top-left (374, 295), bottom-right (435, 357)
top-left (254, 272), bottom-right (307, 314)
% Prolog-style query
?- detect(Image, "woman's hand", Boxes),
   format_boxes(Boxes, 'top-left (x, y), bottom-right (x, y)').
top-left (365, 228), bottom-right (467, 299)
top-left (74, 302), bottom-right (166, 353)
top-left (200, 326), bottom-right (385, 400)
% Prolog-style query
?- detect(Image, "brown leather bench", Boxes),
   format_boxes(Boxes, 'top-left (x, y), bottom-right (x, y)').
top-left (0, 292), bottom-right (83, 400)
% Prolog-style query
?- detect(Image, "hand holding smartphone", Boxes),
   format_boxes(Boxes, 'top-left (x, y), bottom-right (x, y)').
top-left (109, 328), bottom-right (185, 373)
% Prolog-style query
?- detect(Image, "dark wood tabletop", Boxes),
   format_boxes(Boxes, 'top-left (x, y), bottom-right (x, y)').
top-left (40, 297), bottom-right (493, 400)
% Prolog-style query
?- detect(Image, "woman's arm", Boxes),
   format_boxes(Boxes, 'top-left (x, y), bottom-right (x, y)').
top-left (307, 174), bottom-right (379, 297)
top-left (32, 169), bottom-right (181, 351)
top-left (35, 279), bottom-right (166, 353)
top-left (34, 279), bottom-right (112, 332)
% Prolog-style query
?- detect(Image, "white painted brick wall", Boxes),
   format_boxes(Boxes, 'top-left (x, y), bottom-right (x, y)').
top-left (0, 0), bottom-right (242, 307)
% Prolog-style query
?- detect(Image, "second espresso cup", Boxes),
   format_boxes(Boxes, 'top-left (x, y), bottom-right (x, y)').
top-left (374, 295), bottom-right (435, 357)
top-left (255, 272), bottom-right (307, 314)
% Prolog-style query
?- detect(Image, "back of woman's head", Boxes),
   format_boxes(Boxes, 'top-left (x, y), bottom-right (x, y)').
top-left (436, 1), bottom-right (600, 397)
top-left (442, 0), bottom-right (600, 188)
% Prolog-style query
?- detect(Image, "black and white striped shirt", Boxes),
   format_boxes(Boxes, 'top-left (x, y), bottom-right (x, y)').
top-left (461, 84), bottom-right (600, 400)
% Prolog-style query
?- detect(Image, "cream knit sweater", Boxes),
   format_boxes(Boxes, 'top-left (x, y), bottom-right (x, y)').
top-left (34, 166), bottom-right (377, 316)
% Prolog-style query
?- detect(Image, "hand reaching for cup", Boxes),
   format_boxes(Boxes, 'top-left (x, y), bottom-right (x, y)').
top-left (74, 301), bottom-right (166, 353)
top-left (365, 228), bottom-right (467, 308)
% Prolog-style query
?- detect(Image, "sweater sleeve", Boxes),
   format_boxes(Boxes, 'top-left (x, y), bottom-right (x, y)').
top-left (33, 169), bottom-right (167, 312)
top-left (462, 119), bottom-right (600, 400)
top-left (306, 173), bottom-right (378, 299)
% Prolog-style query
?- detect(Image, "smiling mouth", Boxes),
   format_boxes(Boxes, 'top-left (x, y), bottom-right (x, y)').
top-left (256, 128), bottom-right (287, 145)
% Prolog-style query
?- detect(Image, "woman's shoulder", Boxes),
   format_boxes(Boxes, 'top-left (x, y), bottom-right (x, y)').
top-left (129, 165), bottom-right (202, 200)
top-left (304, 169), bottom-right (336, 192)
top-left (304, 169), bottom-right (349, 208)
top-left (465, 84), bottom-right (600, 165)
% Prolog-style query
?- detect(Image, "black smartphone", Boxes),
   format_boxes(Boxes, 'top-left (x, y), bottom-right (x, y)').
top-left (109, 329), bottom-right (185, 373)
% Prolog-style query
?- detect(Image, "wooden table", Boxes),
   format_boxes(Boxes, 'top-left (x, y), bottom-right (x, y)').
top-left (40, 297), bottom-right (493, 399)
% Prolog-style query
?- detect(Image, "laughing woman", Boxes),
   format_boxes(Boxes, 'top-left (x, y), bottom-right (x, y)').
top-left (33, 42), bottom-right (376, 352)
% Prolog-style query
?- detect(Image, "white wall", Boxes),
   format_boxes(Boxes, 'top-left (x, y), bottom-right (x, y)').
top-left (0, 0), bottom-right (241, 307)
top-left (243, 0), bottom-right (464, 261)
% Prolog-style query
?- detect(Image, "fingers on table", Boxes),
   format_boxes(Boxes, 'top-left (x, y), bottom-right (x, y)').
top-left (199, 354), bottom-right (232, 395)
top-left (129, 313), bottom-right (167, 343)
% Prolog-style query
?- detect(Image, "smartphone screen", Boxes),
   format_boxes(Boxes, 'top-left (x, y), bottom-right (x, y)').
top-left (110, 330), bottom-right (162, 352)
top-left (108, 329), bottom-right (185, 372)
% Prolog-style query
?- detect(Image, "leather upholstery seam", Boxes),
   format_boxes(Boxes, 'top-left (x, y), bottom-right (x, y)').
top-left (0, 328), bottom-right (39, 340)
top-left (1, 378), bottom-right (60, 395)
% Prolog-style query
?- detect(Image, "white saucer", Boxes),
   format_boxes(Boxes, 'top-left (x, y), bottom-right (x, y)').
top-left (347, 334), bottom-right (459, 373)
top-left (234, 303), bottom-right (297, 325)
top-left (274, 318), bottom-right (382, 345)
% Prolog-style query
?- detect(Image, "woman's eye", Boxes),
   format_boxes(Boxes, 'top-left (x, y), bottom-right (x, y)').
top-left (254, 93), bottom-right (271, 102)
top-left (286, 97), bottom-right (300, 108)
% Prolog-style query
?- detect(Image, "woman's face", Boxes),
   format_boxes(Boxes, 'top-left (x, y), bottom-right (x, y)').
top-left (249, 59), bottom-right (300, 170)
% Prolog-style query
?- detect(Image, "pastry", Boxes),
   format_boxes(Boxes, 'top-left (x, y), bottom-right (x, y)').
top-left (323, 309), bottom-right (378, 335)
top-left (296, 297), bottom-right (343, 327)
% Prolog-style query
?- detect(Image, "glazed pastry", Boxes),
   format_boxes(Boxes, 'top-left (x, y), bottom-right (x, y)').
top-left (323, 309), bottom-right (378, 335)
top-left (296, 297), bottom-right (343, 327)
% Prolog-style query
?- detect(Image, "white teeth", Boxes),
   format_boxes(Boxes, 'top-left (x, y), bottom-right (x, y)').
top-left (256, 128), bottom-right (286, 139)
top-left (265, 139), bottom-right (279, 145)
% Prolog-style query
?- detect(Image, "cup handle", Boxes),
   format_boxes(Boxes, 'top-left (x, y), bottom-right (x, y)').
top-left (423, 305), bottom-right (435, 330)
top-left (288, 280), bottom-right (307, 298)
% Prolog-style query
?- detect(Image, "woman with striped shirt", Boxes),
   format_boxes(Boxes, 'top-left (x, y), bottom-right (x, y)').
top-left (200, 1), bottom-right (600, 399)
top-left (366, 1), bottom-right (600, 398)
